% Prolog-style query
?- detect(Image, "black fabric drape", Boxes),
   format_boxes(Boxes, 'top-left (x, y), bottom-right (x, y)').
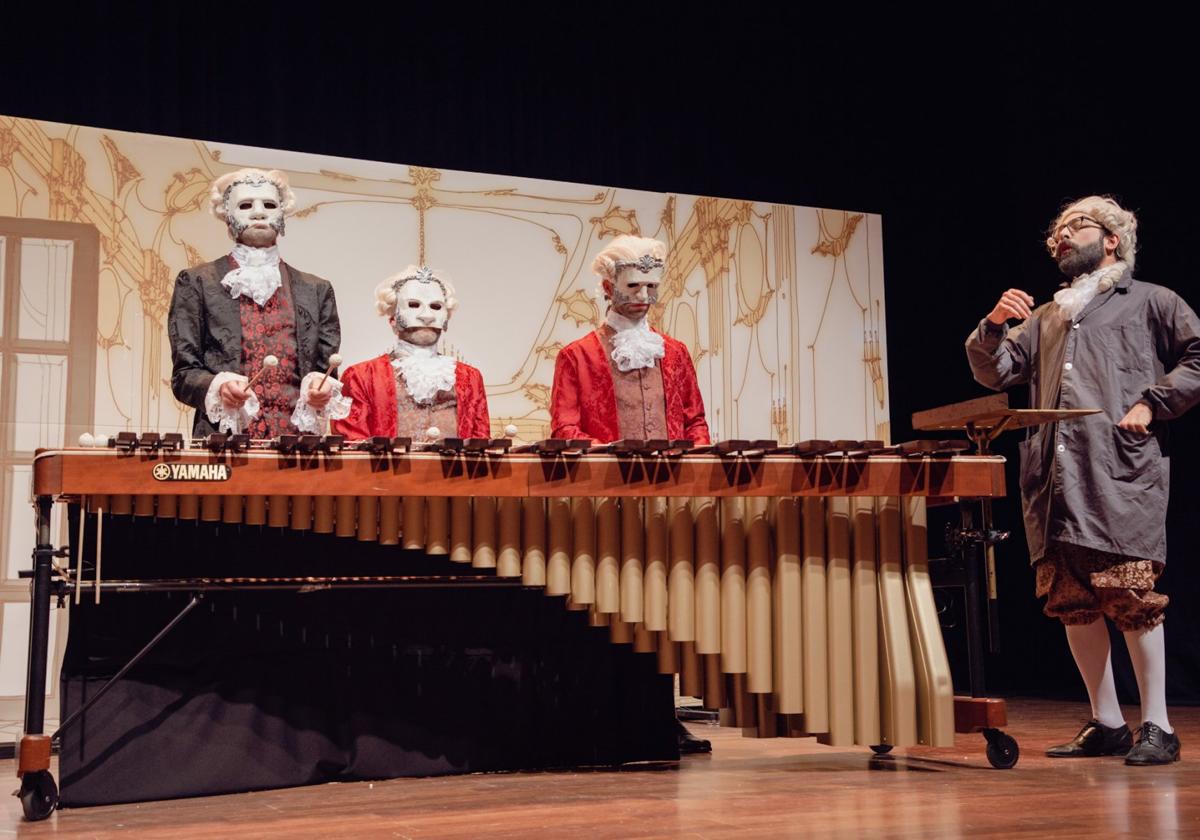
top-left (58, 509), bottom-right (676, 807)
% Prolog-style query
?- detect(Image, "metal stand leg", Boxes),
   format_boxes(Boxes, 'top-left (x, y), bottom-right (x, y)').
top-left (949, 427), bottom-right (1019, 767)
top-left (16, 496), bottom-right (59, 820)
top-left (959, 503), bottom-right (988, 698)
top-left (23, 497), bottom-right (54, 735)
top-left (979, 498), bottom-right (1002, 654)
top-left (53, 594), bottom-right (203, 739)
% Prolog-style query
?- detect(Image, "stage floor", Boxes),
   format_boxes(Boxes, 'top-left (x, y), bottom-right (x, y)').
top-left (2, 698), bottom-right (1194, 838)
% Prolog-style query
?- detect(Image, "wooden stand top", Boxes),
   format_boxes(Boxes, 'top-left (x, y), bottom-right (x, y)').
top-left (913, 393), bottom-right (1101, 433)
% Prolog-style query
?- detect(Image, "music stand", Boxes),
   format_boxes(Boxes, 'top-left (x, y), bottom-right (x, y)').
top-left (912, 393), bottom-right (1100, 767)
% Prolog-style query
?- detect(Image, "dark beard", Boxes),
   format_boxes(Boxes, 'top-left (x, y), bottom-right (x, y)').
top-left (1056, 238), bottom-right (1105, 276)
top-left (396, 325), bottom-right (442, 347)
top-left (230, 218), bottom-right (284, 247)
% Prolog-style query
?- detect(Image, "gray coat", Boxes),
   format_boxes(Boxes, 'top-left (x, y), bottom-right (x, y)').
top-left (168, 256), bottom-right (341, 437)
top-left (965, 270), bottom-right (1200, 563)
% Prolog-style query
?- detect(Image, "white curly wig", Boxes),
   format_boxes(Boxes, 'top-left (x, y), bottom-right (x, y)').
top-left (374, 265), bottom-right (459, 318)
top-left (1046, 195), bottom-right (1138, 270)
top-left (209, 168), bottom-right (298, 221)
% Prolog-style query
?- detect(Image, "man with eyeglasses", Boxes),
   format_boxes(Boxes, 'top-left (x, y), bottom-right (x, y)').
top-left (965, 196), bottom-right (1200, 765)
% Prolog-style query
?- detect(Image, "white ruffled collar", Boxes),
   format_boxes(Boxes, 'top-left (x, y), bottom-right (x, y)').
top-left (390, 339), bottom-right (456, 405)
top-left (1054, 261), bottom-right (1126, 321)
top-left (604, 310), bottom-right (665, 371)
top-left (222, 244), bottom-right (282, 307)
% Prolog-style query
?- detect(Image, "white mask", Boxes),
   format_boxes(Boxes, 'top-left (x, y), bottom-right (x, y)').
top-left (607, 265), bottom-right (662, 321)
top-left (391, 278), bottom-right (450, 345)
top-left (225, 181), bottom-right (285, 245)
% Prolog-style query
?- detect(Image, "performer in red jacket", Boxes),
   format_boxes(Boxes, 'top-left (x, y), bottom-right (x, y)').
top-left (550, 235), bottom-right (709, 445)
top-left (333, 266), bottom-right (490, 441)
top-left (550, 234), bottom-right (712, 754)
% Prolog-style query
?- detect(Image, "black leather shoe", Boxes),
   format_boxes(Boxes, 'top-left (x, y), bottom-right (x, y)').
top-left (1046, 719), bottom-right (1132, 757)
top-left (1125, 721), bottom-right (1181, 766)
top-left (676, 718), bottom-right (712, 754)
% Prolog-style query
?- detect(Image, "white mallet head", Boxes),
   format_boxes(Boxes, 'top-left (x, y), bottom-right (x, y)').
top-left (503, 424), bottom-right (518, 438)
top-left (425, 426), bottom-right (441, 440)
top-left (263, 354), bottom-right (279, 368)
top-left (78, 432), bottom-right (95, 448)
top-left (328, 353), bottom-right (342, 368)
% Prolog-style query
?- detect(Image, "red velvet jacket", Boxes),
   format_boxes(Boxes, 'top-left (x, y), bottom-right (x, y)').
top-left (550, 331), bottom-right (710, 444)
top-left (332, 354), bottom-right (491, 440)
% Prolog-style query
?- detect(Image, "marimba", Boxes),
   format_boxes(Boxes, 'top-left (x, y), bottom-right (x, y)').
top-left (16, 435), bottom-right (1006, 819)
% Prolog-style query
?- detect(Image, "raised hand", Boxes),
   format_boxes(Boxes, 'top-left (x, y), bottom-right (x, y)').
top-left (987, 289), bottom-right (1035, 324)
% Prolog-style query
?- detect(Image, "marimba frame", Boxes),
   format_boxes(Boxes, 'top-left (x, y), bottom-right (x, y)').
top-left (15, 441), bottom-right (1011, 819)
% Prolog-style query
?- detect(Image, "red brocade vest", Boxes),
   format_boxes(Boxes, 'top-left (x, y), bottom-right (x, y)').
top-left (239, 264), bottom-right (300, 438)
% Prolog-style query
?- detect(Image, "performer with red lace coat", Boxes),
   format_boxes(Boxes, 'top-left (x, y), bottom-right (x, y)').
top-left (333, 266), bottom-right (490, 442)
top-left (551, 235), bottom-right (708, 445)
top-left (550, 234), bottom-right (711, 755)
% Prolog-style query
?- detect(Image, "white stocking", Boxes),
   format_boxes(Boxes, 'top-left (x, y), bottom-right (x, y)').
top-left (1065, 619), bottom-right (1125, 729)
top-left (1123, 622), bottom-right (1171, 733)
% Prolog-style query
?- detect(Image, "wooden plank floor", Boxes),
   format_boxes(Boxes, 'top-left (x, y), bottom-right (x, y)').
top-left (2, 699), bottom-right (1196, 839)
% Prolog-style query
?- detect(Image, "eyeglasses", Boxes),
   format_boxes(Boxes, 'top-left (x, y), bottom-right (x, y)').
top-left (1052, 215), bottom-right (1107, 241)
top-left (1046, 215), bottom-right (1110, 255)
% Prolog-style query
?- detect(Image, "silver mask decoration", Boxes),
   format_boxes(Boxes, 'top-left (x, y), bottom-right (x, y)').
top-left (612, 254), bottom-right (665, 274)
top-left (391, 266), bottom-right (447, 297)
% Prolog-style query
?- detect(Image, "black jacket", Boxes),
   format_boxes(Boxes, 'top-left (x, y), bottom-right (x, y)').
top-left (167, 256), bottom-right (341, 436)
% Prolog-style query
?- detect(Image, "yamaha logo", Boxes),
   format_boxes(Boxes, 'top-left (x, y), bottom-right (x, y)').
top-left (152, 463), bottom-right (232, 482)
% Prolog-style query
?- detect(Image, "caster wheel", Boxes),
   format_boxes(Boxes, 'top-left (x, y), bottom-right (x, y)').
top-left (869, 744), bottom-right (894, 755)
top-left (984, 729), bottom-right (1019, 769)
top-left (17, 770), bottom-right (58, 821)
